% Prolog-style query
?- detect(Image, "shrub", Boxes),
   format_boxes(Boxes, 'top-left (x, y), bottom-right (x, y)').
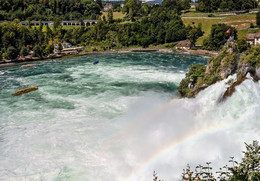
top-left (57, 43), bottom-right (63, 53)
top-left (20, 46), bottom-right (29, 56)
top-left (257, 11), bottom-right (260, 27)
top-left (33, 45), bottom-right (43, 57)
top-left (250, 22), bottom-right (255, 28)
top-left (6, 46), bottom-right (19, 60)
top-left (165, 42), bottom-right (177, 48)
top-left (44, 44), bottom-right (54, 55)
top-left (236, 38), bottom-right (249, 53)
top-left (191, 46), bottom-right (199, 50)
top-left (178, 78), bottom-right (191, 97)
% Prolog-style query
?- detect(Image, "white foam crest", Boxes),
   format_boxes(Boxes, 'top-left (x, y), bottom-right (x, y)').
top-left (67, 63), bottom-right (185, 84)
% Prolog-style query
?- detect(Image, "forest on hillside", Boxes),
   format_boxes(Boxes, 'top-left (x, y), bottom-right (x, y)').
top-left (0, 0), bottom-right (102, 21)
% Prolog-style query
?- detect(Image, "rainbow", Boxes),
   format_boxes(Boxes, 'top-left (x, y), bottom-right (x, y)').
top-left (95, 97), bottom-right (235, 181)
top-left (126, 119), bottom-right (233, 181)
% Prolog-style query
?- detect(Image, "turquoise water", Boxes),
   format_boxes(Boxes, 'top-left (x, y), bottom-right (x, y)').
top-left (0, 53), bottom-right (206, 119)
top-left (0, 53), bottom-right (259, 181)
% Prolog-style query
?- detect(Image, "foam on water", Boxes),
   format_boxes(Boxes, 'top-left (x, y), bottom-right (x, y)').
top-left (1, 53), bottom-right (258, 181)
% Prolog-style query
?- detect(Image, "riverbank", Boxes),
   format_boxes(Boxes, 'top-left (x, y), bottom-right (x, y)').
top-left (0, 48), bottom-right (217, 67)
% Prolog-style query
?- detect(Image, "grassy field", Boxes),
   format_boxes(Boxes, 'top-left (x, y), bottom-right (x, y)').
top-left (182, 17), bottom-right (224, 44)
top-left (182, 13), bottom-right (257, 45)
top-left (102, 11), bottom-right (125, 19)
top-left (238, 28), bottom-right (260, 39)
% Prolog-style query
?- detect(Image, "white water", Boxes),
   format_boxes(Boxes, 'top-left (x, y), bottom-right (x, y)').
top-left (93, 75), bottom-right (260, 181)
top-left (0, 54), bottom-right (259, 181)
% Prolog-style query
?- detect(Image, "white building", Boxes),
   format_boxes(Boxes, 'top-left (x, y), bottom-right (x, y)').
top-left (245, 33), bottom-right (260, 45)
top-left (255, 33), bottom-right (260, 45)
top-left (54, 43), bottom-right (84, 54)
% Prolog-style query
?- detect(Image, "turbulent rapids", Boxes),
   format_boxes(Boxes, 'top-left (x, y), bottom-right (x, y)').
top-left (0, 53), bottom-right (259, 181)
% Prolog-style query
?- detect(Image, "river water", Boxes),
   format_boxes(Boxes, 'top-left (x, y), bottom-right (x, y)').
top-left (0, 53), bottom-right (259, 181)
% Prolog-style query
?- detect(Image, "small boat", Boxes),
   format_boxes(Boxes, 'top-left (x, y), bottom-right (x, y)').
top-left (93, 60), bottom-right (99, 64)
top-left (12, 86), bottom-right (38, 96)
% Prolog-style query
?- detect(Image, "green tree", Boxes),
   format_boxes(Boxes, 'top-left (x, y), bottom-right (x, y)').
top-left (45, 25), bottom-right (53, 43)
top-left (129, 8), bottom-right (134, 22)
top-left (123, 0), bottom-right (141, 17)
top-left (181, 0), bottom-right (191, 10)
top-left (103, 15), bottom-right (107, 22)
top-left (178, 78), bottom-right (191, 97)
top-left (96, 0), bottom-right (103, 9)
top-left (2, 31), bottom-right (17, 49)
top-left (165, 14), bottom-right (187, 43)
top-left (180, 141), bottom-right (260, 180)
top-left (53, 18), bottom-right (62, 32)
top-left (220, 0), bottom-right (228, 11)
top-left (6, 46), bottom-right (19, 60)
top-left (197, 1), bottom-right (206, 12)
top-left (257, 11), bottom-right (260, 27)
top-left (162, 0), bottom-right (183, 12)
top-left (203, 24), bottom-right (237, 50)
top-left (240, 141), bottom-right (260, 180)
top-left (197, 22), bottom-right (204, 37)
top-left (188, 28), bottom-right (199, 47)
top-left (33, 45), bottom-right (43, 57)
top-left (221, 141), bottom-right (260, 180)
top-left (108, 9), bottom-right (113, 23)
top-left (57, 43), bottom-right (63, 53)
top-left (44, 44), bottom-right (54, 55)
top-left (227, 0), bottom-right (235, 11)
top-left (236, 39), bottom-right (248, 53)
top-left (20, 46), bottom-right (29, 56)
top-left (140, 35), bottom-right (151, 48)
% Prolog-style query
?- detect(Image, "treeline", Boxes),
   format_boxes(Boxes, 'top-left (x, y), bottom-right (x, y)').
top-left (196, 0), bottom-right (257, 12)
top-left (0, 0), bottom-right (102, 21)
top-left (0, 12), bottom-right (203, 60)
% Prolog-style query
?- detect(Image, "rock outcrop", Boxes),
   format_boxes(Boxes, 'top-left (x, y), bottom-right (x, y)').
top-left (237, 63), bottom-right (260, 82)
top-left (178, 42), bottom-right (260, 101)
top-left (217, 76), bottom-right (247, 103)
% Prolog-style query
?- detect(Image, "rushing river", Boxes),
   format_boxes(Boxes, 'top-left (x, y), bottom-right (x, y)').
top-left (0, 53), bottom-right (259, 181)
